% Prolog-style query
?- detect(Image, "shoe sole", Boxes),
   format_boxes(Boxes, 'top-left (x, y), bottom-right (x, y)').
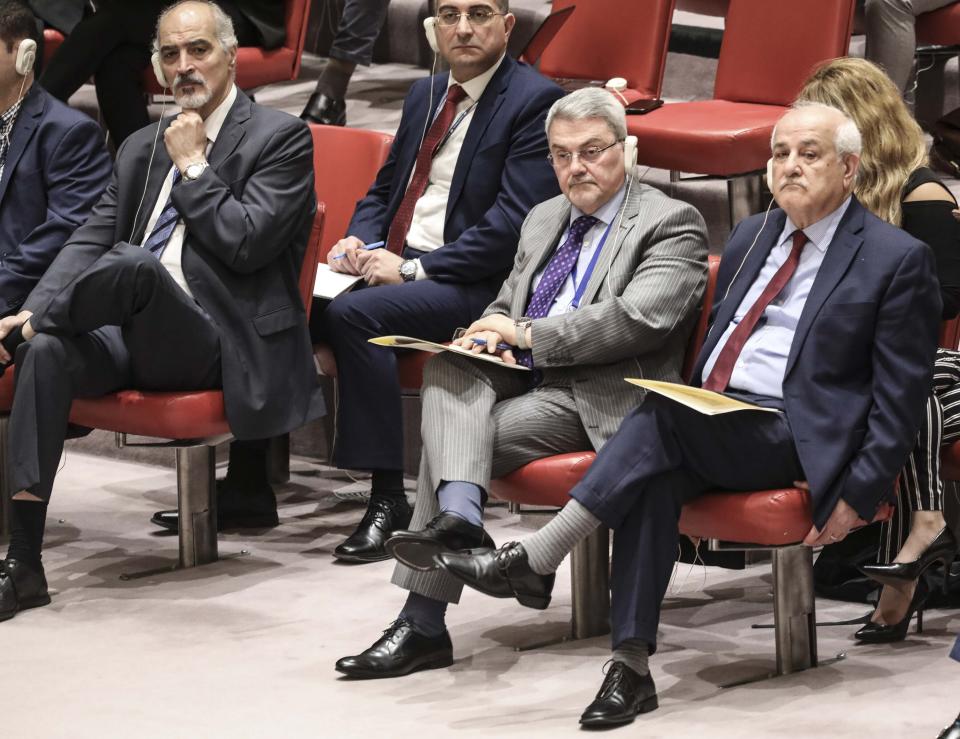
top-left (335, 653), bottom-right (454, 679)
top-left (0, 593), bottom-right (52, 623)
top-left (385, 538), bottom-right (446, 571)
top-left (150, 513), bottom-right (279, 533)
top-left (579, 695), bottom-right (659, 728)
top-left (331, 550), bottom-right (393, 564)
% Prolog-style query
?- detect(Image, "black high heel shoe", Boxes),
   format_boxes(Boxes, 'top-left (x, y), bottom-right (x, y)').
top-left (854, 578), bottom-right (929, 643)
top-left (858, 527), bottom-right (958, 593)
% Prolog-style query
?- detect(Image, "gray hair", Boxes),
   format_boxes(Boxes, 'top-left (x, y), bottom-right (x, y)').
top-left (545, 87), bottom-right (627, 141)
top-left (152, 0), bottom-right (238, 55)
top-left (771, 100), bottom-right (862, 157)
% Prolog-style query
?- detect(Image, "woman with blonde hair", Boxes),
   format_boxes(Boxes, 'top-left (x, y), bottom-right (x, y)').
top-left (798, 56), bottom-right (960, 642)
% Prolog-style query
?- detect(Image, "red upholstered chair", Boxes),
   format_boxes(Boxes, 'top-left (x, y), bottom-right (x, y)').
top-left (143, 0), bottom-right (311, 95)
top-left (42, 28), bottom-right (64, 68)
top-left (489, 255), bottom-right (894, 678)
top-left (914, 3), bottom-right (960, 127)
top-left (627, 0), bottom-right (855, 229)
top-left (61, 204), bottom-right (325, 569)
top-left (532, 0), bottom-right (676, 103)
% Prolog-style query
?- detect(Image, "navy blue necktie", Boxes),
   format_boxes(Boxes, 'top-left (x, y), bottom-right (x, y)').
top-left (142, 168), bottom-right (182, 258)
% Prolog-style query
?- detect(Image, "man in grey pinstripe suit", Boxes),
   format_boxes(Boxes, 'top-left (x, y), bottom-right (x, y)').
top-left (335, 88), bottom-right (709, 685)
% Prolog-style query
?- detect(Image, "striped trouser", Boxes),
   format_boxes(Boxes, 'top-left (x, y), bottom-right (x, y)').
top-left (879, 348), bottom-right (960, 563)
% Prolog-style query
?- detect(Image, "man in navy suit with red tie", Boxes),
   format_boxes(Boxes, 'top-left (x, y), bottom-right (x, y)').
top-left (154, 0), bottom-right (564, 556)
top-left (437, 102), bottom-right (943, 728)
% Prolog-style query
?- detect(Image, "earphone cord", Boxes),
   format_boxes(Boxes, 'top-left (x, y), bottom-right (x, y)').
top-left (716, 197), bottom-right (775, 308)
top-left (128, 95), bottom-right (168, 244)
top-left (416, 53), bottom-right (439, 156)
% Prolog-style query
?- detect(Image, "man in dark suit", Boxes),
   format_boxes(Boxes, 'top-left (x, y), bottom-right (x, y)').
top-left (0, 0), bottom-right (111, 318)
top-left (157, 0), bottom-right (564, 557)
top-left (0, 0), bottom-right (321, 622)
top-left (38, 0), bottom-right (285, 145)
top-left (437, 103), bottom-right (942, 728)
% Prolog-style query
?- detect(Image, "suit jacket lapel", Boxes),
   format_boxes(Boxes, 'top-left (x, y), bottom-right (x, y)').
top-left (579, 180), bottom-right (640, 307)
top-left (514, 199), bottom-right (569, 317)
top-left (208, 90), bottom-right (251, 167)
top-left (446, 57), bottom-right (514, 219)
top-left (130, 118), bottom-right (175, 244)
top-left (784, 200), bottom-right (865, 378)
top-left (0, 85), bottom-right (44, 208)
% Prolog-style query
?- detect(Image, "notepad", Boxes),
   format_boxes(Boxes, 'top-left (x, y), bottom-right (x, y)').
top-left (370, 335), bottom-right (531, 371)
top-left (624, 379), bottom-right (780, 415)
top-left (313, 263), bottom-right (363, 300)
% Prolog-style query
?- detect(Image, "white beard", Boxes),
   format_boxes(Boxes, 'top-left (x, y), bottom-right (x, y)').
top-left (174, 87), bottom-right (212, 110)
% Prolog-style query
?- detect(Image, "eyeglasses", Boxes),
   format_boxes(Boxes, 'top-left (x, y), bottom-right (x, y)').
top-left (436, 8), bottom-right (505, 26)
top-left (547, 140), bottom-right (621, 167)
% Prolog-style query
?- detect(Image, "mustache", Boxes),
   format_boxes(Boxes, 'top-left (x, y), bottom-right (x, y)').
top-left (173, 73), bottom-right (206, 89)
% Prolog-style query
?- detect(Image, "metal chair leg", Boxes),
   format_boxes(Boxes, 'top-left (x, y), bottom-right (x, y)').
top-left (176, 444), bottom-right (218, 568)
top-left (571, 526), bottom-right (610, 639)
top-left (771, 544), bottom-right (817, 675)
top-left (0, 414), bottom-right (9, 537)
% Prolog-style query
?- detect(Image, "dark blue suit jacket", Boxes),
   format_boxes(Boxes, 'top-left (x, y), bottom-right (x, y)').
top-left (0, 84), bottom-right (111, 317)
top-left (347, 55), bottom-right (564, 293)
top-left (690, 198), bottom-right (942, 528)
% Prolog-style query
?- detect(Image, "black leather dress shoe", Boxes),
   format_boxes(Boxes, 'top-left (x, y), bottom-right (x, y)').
top-left (938, 715), bottom-right (960, 739)
top-left (301, 92), bottom-right (346, 126)
top-left (580, 661), bottom-right (658, 728)
top-left (0, 559), bottom-right (51, 622)
top-left (151, 479), bottom-right (279, 532)
top-left (435, 541), bottom-right (555, 609)
top-left (386, 512), bottom-right (495, 571)
top-left (333, 496), bottom-right (413, 563)
top-left (335, 618), bottom-right (453, 679)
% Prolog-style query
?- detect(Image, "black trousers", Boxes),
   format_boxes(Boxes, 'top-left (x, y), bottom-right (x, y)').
top-left (310, 266), bottom-right (492, 473)
top-left (569, 394), bottom-right (804, 653)
top-left (328, 0), bottom-right (391, 66)
top-left (9, 244), bottom-right (221, 502)
top-left (39, 0), bottom-right (258, 145)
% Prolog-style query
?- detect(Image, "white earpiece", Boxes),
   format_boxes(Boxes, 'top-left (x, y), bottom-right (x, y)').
top-left (605, 77), bottom-right (629, 106)
top-left (765, 158), bottom-right (774, 193)
top-left (14, 38), bottom-right (36, 76)
top-left (151, 52), bottom-right (168, 89)
top-left (623, 135), bottom-right (638, 171)
top-left (424, 17), bottom-right (439, 53)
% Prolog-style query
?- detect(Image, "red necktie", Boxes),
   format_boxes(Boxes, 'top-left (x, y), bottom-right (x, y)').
top-left (385, 84), bottom-right (467, 255)
top-left (703, 229), bottom-right (807, 392)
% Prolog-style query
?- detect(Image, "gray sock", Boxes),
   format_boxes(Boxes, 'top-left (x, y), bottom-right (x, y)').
top-left (612, 638), bottom-right (650, 676)
top-left (523, 498), bottom-right (600, 575)
top-left (437, 480), bottom-right (484, 527)
top-left (399, 591), bottom-right (448, 638)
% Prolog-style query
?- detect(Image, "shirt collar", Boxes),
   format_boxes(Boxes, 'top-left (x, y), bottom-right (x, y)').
top-left (570, 181), bottom-right (628, 228)
top-left (448, 54), bottom-right (505, 102)
top-left (779, 195), bottom-right (852, 253)
top-left (0, 96), bottom-right (24, 132)
top-left (201, 84), bottom-right (237, 144)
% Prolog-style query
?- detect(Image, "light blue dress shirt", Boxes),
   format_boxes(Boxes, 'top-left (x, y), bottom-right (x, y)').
top-left (532, 183), bottom-right (628, 317)
top-left (701, 197), bottom-right (852, 398)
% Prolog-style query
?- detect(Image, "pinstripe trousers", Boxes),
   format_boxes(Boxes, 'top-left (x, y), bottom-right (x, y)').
top-left (880, 348), bottom-right (960, 562)
top-left (391, 352), bottom-right (593, 603)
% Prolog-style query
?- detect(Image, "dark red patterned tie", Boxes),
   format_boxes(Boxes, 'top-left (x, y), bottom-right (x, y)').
top-left (702, 229), bottom-right (807, 392)
top-left (385, 84), bottom-right (467, 255)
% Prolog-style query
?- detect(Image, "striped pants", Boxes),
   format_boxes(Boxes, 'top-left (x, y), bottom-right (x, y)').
top-left (879, 348), bottom-right (960, 562)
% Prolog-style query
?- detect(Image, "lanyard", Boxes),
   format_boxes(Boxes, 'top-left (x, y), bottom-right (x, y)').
top-left (569, 220), bottom-right (614, 310)
top-left (433, 94), bottom-right (477, 154)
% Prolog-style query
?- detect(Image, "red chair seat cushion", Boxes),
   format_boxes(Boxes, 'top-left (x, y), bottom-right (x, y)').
top-left (627, 100), bottom-right (786, 175)
top-left (398, 351), bottom-right (433, 391)
top-left (70, 390), bottom-right (229, 439)
top-left (917, 4), bottom-right (960, 46)
top-left (489, 452), bottom-right (597, 507)
top-left (0, 371), bottom-right (13, 411)
top-left (941, 440), bottom-right (960, 480)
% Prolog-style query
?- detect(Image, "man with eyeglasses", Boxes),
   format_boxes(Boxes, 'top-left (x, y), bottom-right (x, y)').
top-left (335, 87), bottom-right (708, 681)
top-left (157, 0), bottom-right (567, 553)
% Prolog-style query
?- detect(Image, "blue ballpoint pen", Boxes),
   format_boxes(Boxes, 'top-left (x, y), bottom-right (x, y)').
top-left (332, 240), bottom-right (385, 259)
top-left (468, 338), bottom-right (513, 352)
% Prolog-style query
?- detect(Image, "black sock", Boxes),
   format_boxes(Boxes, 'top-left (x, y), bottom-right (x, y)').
top-left (316, 57), bottom-right (356, 99)
top-left (371, 469), bottom-right (405, 502)
top-left (6, 499), bottom-right (48, 570)
top-left (224, 439), bottom-right (271, 494)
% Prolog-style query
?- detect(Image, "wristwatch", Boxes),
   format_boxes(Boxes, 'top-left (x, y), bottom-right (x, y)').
top-left (399, 259), bottom-right (418, 282)
top-left (515, 317), bottom-right (533, 350)
top-left (182, 160), bottom-right (208, 181)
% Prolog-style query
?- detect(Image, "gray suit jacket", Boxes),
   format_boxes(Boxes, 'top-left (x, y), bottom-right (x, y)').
top-left (485, 177), bottom-right (708, 450)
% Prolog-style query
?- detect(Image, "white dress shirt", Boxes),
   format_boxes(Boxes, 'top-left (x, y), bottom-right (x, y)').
top-left (404, 55), bottom-right (505, 277)
top-left (532, 184), bottom-right (628, 317)
top-left (700, 196), bottom-right (852, 398)
top-left (140, 84), bottom-right (238, 298)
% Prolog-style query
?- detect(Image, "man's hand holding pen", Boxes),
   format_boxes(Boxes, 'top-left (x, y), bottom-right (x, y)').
top-left (453, 314), bottom-right (531, 366)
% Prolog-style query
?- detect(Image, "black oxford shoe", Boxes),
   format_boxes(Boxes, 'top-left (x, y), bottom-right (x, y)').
top-left (301, 92), bottom-right (346, 126)
top-left (580, 661), bottom-right (658, 728)
top-left (386, 512), bottom-right (495, 571)
top-left (0, 559), bottom-right (51, 622)
top-left (435, 541), bottom-right (555, 609)
top-left (333, 496), bottom-right (413, 563)
top-left (335, 618), bottom-right (453, 679)
top-left (151, 478), bottom-right (279, 532)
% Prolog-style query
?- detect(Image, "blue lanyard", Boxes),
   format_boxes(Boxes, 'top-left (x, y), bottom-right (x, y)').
top-left (569, 220), bottom-right (615, 310)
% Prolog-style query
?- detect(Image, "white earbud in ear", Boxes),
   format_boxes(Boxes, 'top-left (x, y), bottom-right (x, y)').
top-left (623, 135), bottom-right (638, 171)
top-left (14, 38), bottom-right (37, 76)
top-left (766, 158), bottom-right (774, 193)
top-left (424, 17), bottom-right (439, 54)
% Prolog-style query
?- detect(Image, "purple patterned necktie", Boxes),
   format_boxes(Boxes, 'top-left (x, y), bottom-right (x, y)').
top-left (516, 215), bottom-right (599, 368)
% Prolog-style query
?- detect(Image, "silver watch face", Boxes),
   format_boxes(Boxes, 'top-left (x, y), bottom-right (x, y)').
top-left (185, 163), bottom-right (205, 180)
top-left (400, 260), bottom-right (417, 279)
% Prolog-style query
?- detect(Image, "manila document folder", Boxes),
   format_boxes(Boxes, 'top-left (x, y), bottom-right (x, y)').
top-left (624, 379), bottom-right (780, 415)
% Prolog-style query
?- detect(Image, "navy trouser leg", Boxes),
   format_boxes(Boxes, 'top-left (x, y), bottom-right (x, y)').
top-left (316, 279), bottom-right (492, 471)
top-left (329, 0), bottom-right (391, 66)
top-left (571, 394), bottom-right (803, 653)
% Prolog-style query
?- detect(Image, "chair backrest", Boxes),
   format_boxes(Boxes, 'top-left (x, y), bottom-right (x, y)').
top-left (940, 315), bottom-right (960, 350)
top-left (682, 255), bottom-right (720, 382)
top-left (299, 203), bottom-right (325, 321)
top-left (283, 0), bottom-right (311, 80)
top-left (537, 0), bottom-right (676, 98)
top-left (308, 124), bottom-right (394, 258)
top-left (714, 0), bottom-right (855, 105)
